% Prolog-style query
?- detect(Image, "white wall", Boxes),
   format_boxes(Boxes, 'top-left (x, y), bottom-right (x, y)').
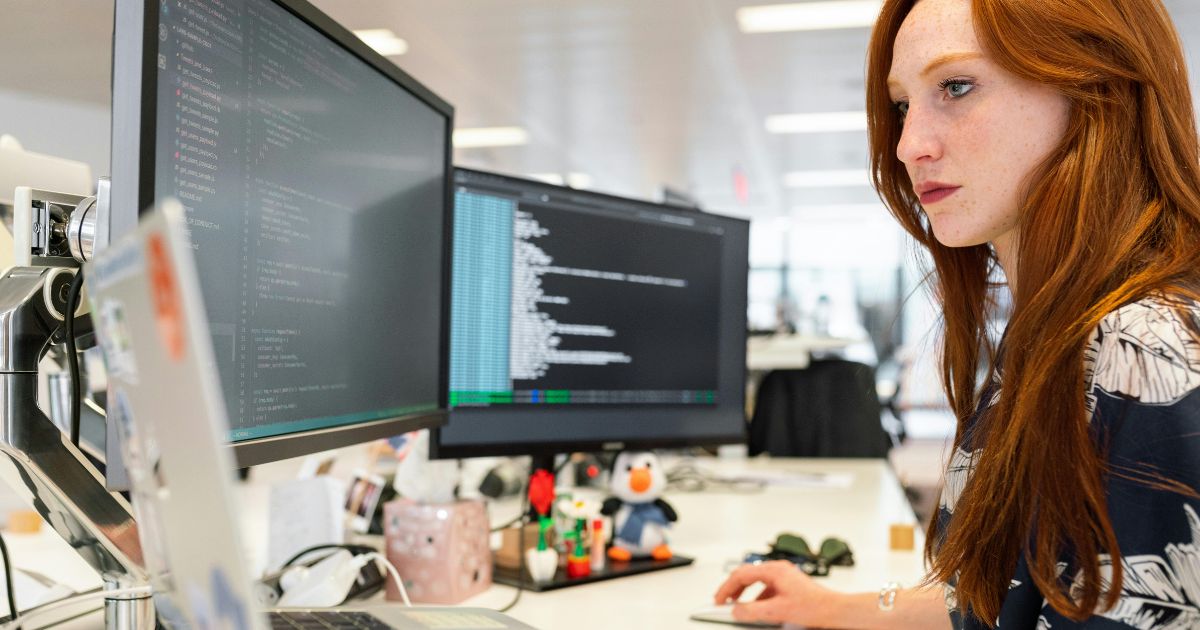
top-left (0, 88), bottom-right (110, 179)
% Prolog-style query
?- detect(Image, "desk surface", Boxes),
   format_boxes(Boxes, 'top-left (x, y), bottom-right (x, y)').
top-left (465, 457), bottom-right (926, 629)
top-left (10, 457), bottom-right (926, 630)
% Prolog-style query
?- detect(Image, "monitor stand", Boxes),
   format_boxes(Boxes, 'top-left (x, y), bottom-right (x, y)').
top-left (495, 454), bottom-right (695, 591)
top-left (0, 266), bottom-right (154, 629)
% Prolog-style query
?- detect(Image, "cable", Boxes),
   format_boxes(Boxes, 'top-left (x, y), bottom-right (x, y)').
top-left (0, 586), bottom-right (151, 630)
top-left (360, 553), bottom-right (410, 608)
top-left (64, 269), bottom-right (85, 447)
top-left (0, 532), bottom-right (15, 624)
top-left (665, 460), bottom-right (766, 494)
top-left (498, 478), bottom-right (530, 614)
top-left (489, 512), bottom-right (524, 533)
top-left (20, 605), bottom-right (101, 630)
top-left (280, 543), bottom-right (374, 570)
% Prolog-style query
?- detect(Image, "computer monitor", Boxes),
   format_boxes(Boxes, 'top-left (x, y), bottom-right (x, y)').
top-left (109, 0), bottom-right (453, 474)
top-left (433, 168), bottom-right (749, 461)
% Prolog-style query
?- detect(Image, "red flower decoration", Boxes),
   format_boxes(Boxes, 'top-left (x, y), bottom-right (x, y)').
top-left (528, 469), bottom-right (555, 517)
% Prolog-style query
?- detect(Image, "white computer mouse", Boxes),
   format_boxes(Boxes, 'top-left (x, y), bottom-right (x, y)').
top-left (688, 603), bottom-right (785, 628)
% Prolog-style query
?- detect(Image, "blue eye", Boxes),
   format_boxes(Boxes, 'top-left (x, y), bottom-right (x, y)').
top-left (939, 78), bottom-right (975, 99)
top-left (895, 101), bottom-right (909, 118)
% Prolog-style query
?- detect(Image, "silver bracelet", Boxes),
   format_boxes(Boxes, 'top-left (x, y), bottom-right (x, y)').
top-left (878, 582), bottom-right (901, 611)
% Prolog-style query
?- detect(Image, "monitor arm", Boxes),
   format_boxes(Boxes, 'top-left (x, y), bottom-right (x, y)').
top-left (0, 186), bottom-right (154, 628)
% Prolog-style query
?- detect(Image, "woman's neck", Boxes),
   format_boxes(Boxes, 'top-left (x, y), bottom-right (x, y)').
top-left (992, 230), bottom-right (1019, 297)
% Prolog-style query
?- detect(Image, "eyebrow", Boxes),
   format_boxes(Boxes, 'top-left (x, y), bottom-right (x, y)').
top-left (886, 51), bottom-right (985, 93)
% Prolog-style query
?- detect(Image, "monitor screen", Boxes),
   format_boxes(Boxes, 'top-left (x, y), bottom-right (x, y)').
top-left (433, 169), bottom-right (749, 458)
top-left (111, 0), bottom-right (453, 468)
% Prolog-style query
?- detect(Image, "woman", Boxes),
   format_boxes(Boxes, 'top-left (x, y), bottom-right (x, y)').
top-left (714, 0), bottom-right (1200, 627)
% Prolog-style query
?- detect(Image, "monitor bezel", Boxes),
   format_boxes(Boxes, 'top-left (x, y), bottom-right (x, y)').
top-left (431, 167), bottom-right (750, 460)
top-left (110, 0), bottom-right (454, 470)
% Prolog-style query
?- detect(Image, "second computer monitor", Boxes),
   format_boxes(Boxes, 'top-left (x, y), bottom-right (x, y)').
top-left (435, 168), bottom-right (749, 458)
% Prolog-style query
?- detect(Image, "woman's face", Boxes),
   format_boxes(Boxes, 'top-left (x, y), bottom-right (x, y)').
top-left (886, 0), bottom-right (1071, 250)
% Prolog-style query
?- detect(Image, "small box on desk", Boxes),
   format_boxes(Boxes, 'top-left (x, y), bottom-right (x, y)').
top-left (383, 498), bottom-right (492, 604)
top-left (494, 522), bottom-right (556, 570)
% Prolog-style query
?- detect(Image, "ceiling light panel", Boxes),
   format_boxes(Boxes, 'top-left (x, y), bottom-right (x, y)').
top-left (453, 127), bottom-right (530, 149)
top-left (737, 1), bottom-right (883, 33)
top-left (353, 29), bottom-right (409, 56)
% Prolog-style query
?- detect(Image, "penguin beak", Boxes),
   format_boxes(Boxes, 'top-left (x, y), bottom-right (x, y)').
top-left (629, 467), bottom-right (651, 493)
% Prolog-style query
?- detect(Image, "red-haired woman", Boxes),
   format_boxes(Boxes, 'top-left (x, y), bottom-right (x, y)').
top-left (714, 0), bottom-right (1200, 627)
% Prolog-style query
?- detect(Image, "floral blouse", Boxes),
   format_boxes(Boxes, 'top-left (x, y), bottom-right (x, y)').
top-left (941, 296), bottom-right (1200, 629)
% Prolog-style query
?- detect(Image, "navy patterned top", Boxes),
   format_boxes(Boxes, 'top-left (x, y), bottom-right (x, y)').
top-left (941, 296), bottom-right (1200, 629)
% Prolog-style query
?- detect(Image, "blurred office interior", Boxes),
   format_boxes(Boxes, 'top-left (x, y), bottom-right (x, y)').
top-left (4, 0), bottom-right (1200, 522)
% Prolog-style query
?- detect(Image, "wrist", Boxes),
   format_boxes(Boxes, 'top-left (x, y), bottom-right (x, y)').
top-left (811, 590), bottom-right (852, 628)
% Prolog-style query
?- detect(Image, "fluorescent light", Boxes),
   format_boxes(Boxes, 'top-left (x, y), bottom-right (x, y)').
top-left (766, 111), bottom-right (867, 134)
top-left (353, 29), bottom-right (408, 56)
top-left (783, 169), bottom-right (871, 188)
top-left (529, 173), bottom-right (565, 185)
top-left (567, 172), bottom-right (593, 189)
top-left (737, 1), bottom-right (882, 33)
top-left (453, 127), bottom-right (529, 149)
top-left (528, 172), bottom-right (592, 189)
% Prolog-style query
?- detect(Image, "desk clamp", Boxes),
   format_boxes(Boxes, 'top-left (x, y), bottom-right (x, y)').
top-left (0, 181), bottom-right (154, 629)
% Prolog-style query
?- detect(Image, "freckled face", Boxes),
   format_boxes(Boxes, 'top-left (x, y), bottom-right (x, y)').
top-left (886, 0), bottom-right (1071, 249)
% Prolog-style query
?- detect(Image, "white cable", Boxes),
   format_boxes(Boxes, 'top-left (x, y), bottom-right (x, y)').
top-left (0, 586), bottom-right (152, 630)
top-left (361, 553), bottom-right (410, 608)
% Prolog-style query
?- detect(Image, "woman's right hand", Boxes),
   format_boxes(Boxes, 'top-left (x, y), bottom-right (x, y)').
top-left (712, 560), bottom-right (842, 627)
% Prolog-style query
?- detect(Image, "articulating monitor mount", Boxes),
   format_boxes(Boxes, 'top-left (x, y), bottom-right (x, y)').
top-left (0, 181), bottom-right (153, 628)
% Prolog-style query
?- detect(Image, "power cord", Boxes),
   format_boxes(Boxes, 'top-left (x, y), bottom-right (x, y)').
top-left (0, 531), bottom-right (16, 624)
top-left (280, 543), bottom-right (376, 570)
top-left (359, 553), bottom-right (410, 607)
top-left (64, 269), bottom-right (85, 448)
top-left (498, 476), bottom-right (530, 614)
top-left (277, 544), bottom-right (411, 607)
top-left (665, 460), bottom-right (767, 494)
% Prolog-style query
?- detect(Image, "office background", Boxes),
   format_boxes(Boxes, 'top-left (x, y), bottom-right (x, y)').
top-left (4, 0), bottom-right (1200, 509)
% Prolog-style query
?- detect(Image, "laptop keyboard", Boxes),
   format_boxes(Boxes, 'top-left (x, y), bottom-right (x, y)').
top-left (269, 611), bottom-right (390, 630)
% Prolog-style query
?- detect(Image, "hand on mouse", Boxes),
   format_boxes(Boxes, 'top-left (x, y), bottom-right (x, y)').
top-left (712, 560), bottom-right (841, 627)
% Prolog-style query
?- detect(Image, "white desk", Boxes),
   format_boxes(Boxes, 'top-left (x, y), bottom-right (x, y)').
top-left (464, 458), bottom-right (925, 629)
top-left (8, 457), bottom-right (925, 629)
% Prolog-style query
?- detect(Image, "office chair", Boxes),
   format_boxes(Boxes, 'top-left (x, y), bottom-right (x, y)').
top-left (747, 359), bottom-right (892, 458)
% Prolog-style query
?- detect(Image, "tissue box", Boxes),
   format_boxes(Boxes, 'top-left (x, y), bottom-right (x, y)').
top-left (383, 498), bottom-right (492, 604)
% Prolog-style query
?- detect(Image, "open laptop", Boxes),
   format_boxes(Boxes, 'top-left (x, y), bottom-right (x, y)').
top-left (86, 200), bottom-right (535, 630)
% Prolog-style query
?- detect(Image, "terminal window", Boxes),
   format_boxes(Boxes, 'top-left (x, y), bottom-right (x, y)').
top-left (450, 176), bottom-right (724, 407)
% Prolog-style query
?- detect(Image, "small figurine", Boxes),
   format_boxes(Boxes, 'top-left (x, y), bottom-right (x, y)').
top-left (601, 451), bottom-right (677, 562)
top-left (557, 497), bottom-right (601, 578)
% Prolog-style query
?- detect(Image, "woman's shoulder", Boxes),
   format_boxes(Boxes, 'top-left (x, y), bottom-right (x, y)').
top-left (1084, 293), bottom-right (1200, 408)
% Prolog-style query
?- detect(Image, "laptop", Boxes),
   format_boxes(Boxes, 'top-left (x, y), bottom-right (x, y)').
top-left (86, 200), bottom-right (535, 630)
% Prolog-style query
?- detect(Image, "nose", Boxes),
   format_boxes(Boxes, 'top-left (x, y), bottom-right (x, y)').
top-left (629, 468), bottom-right (652, 493)
top-left (895, 105), bottom-right (942, 167)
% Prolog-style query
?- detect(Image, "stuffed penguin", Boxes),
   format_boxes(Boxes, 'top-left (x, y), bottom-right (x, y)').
top-left (601, 451), bottom-right (677, 561)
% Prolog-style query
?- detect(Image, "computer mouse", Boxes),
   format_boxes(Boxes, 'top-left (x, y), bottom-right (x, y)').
top-left (688, 604), bottom-right (784, 627)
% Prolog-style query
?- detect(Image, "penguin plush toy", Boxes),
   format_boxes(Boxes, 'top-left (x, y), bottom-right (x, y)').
top-left (601, 451), bottom-right (677, 561)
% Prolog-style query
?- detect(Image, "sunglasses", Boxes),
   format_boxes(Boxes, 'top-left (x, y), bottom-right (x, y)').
top-left (743, 533), bottom-right (855, 577)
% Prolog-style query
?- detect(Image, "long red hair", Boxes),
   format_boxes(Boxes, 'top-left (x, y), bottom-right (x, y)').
top-left (866, 0), bottom-right (1200, 622)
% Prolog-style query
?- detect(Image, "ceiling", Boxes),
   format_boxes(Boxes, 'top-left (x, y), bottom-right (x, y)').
top-left (4, 0), bottom-right (1200, 223)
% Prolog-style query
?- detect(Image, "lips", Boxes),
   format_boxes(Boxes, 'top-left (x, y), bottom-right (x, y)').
top-left (915, 181), bottom-right (961, 205)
